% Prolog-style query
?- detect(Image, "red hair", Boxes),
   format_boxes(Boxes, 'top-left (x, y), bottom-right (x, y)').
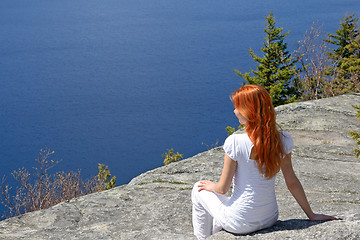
top-left (232, 84), bottom-right (284, 179)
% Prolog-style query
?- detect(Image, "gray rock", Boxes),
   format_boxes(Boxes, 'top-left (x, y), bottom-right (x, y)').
top-left (0, 93), bottom-right (359, 240)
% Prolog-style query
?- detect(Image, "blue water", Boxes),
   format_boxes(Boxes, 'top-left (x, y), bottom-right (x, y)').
top-left (0, 0), bottom-right (358, 202)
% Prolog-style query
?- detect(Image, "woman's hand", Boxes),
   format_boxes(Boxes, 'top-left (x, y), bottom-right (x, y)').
top-left (197, 154), bottom-right (237, 195)
top-left (197, 180), bottom-right (216, 193)
top-left (309, 213), bottom-right (338, 221)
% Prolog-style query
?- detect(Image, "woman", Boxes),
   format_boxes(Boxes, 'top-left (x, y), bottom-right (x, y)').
top-left (191, 85), bottom-right (337, 240)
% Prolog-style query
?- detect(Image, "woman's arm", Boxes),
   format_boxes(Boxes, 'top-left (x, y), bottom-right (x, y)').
top-left (281, 153), bottom-right (337, 221)
top-left (197, 153), bottom-right (236, 195)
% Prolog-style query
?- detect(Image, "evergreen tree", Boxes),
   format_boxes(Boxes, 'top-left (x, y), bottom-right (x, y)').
top-left (235, 12), bottom-right (299, 106)
top-left (325, 14), bottom-right (359, 61)
top-left (324, 14), bottom-right (360, 94)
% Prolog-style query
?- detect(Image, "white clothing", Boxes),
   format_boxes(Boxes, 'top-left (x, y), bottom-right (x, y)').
top-left (192, 132), bottom-right (294, 239)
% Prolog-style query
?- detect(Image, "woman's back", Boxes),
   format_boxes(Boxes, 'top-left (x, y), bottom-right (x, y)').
top-left (223, 132), bottom-right (293, 226)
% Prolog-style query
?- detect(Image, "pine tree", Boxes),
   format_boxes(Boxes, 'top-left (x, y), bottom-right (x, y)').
top-left (235, 12), bottom-right (299, 106)
top-left (324, 14), bottom-right (360, 94)
top-left (325, 14), bottom-right (359, 61)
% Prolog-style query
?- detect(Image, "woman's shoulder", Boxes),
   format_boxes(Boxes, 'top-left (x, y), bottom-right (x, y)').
top-left (279, 131), bottom-right (292, 142)
top-left (280, 131), bottom-right (291, 138)
top-left (223, 133), bottom-right (252, 161)
top-left (224, 132), bottom-right (252, 150)
top-left (225, 132), bottom-right (251, 144)
top-left (279, 131), bottom-right (294, 154)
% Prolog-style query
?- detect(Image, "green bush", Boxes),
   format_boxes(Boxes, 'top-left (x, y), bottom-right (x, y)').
top-left (97, 163), bottom-right (116, 190)
top-left (225, 126), bottom-right (236, 136)
top-left (225, 125), bottom-right (244, 136)
top-left (162, 149), bottom-right (183, 166)
top-left (349, 105), bottom-right (360, 160)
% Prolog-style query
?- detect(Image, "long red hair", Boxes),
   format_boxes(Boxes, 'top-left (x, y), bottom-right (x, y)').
top-left (232, 84), bottom-right (284, 179)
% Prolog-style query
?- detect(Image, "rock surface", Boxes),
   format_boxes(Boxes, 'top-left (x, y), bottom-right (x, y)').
top-left (0, 93), bottom-right (360, 240)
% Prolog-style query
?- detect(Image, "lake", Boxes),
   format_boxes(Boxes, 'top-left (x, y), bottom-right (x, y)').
top-left (0, 0), bottom-right (358, 205)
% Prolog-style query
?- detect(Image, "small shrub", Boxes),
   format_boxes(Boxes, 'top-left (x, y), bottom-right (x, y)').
top-left (0, 148), bottom-right (116, 219)
top-left (226, 125), bottom-right (244, 136)
top-left (201, 139), bottom-right (219, 150)
top-left (295, 22), bottom-right (331, 100)
top-left (349, 105), bottom-right (360, 159)
top-left (162, 149), bottom-right (183, 166)
top-left (97, 164), bottom-right (116, 190)
top-left (225, 126), bottom-right (236, 136)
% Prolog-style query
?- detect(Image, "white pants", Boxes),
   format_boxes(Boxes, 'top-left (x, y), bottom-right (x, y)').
top-left (191, 181), bottom-right (230, 240)
top-left (191, 182), bottom-right (278, 240)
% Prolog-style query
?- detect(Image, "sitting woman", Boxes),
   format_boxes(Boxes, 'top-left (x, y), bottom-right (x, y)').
top-left (191, 84), bottom-right (337, 240)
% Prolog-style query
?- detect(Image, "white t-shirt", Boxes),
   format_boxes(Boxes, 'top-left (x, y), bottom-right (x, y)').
top-left (220, 131), bottom-right (294, 233)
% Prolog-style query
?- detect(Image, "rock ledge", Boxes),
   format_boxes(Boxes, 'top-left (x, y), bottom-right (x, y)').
top-left (0, 93), bottom-right (359, 240)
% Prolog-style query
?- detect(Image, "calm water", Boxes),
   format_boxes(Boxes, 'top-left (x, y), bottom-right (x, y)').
top-left (0, 0), bottom-right (359, 195)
